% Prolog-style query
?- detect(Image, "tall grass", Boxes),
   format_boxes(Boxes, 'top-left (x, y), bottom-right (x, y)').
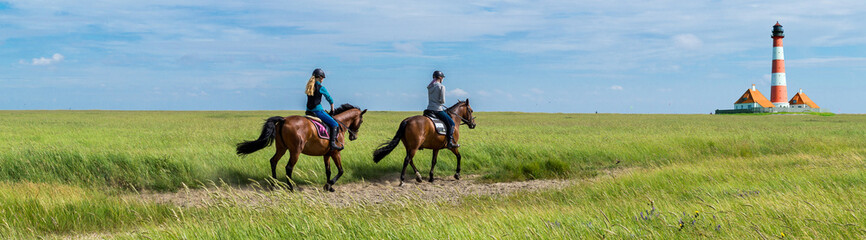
top-left (105, 153), bottom-right (864, 239)
top-left (2, 111), bottom-right (863, 190)
top-left (1, 111), bottom-right (864, 238)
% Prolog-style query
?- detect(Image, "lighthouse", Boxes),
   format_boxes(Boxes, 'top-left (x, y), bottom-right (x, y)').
top-left (770, 22), bottom-right (789, 107)
top-left (715, 22), bottom-right (826, 114)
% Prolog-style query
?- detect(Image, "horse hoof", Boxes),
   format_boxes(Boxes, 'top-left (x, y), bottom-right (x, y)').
top-left (454, 173), bottom-right (460, 180)
top-left (399, 181), bottom-right (404, 187)
top-left (428, 177), bottom-right (435, 183)
top-left (323, 184), bottom-right (330, 191)
top-left (328, 186), bottom-right (335, 192)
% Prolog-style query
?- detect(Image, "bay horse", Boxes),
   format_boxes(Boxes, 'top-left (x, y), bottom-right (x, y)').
top-left (236, 104), bottom-right (367, 192)
top-left (372, 99), bottom-right (476, 186)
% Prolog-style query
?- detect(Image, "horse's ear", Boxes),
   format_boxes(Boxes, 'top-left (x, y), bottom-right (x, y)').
top-left (466, 98), bottom-right (470, 105)
top-left (361, 109), bottom-right (367, 115)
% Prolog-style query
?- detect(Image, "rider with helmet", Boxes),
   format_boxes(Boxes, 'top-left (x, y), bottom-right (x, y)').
top-left (427, 70), bottom-right (459, 148)
top-left (305, 68), bottom-right (343, 150)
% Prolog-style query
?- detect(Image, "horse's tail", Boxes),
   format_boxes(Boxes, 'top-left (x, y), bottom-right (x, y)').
top-left (372, 119), bottom-right (408, 163)
top-left (236, 116), bottom-right (285, 156)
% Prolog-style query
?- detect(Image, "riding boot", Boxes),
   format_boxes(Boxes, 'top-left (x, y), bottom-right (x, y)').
top-left (328, 126), bottom-right (344, 151)
top-left (445, 125), bottom-right (460, 148)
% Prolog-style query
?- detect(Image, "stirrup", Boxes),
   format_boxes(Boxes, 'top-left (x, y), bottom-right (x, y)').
top-left (330, 142), bottom-right (344, 151)
top-left (446, 139), bottom-right (460, 148)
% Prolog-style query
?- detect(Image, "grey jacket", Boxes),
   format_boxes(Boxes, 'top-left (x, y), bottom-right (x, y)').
top-left (426, 81), bottom-right (446, 111)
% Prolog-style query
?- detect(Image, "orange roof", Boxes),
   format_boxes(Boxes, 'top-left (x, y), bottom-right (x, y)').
top-left (735, 88), bottom-right (774, 108)
top-left (789, 92), bottom-right (819, 108)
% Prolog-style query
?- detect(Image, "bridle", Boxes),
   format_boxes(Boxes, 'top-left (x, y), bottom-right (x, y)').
top-left (453, 112), bottom-right (475, 125)
top-left (448, 105), bottom-right (476, 126)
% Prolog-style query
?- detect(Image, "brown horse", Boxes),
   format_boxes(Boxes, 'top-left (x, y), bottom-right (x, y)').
top-left (373, 99), bottom-right (476, 186)
top-left (236, 104), bottom-right (367, 192)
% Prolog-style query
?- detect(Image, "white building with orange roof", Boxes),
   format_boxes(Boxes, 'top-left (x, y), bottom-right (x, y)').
top-left (734, 84), bottom-right (774, 110)
top-left (789, 89), bottom-right (820, 109)
top-left (716, 84), bottom-right (826, 114)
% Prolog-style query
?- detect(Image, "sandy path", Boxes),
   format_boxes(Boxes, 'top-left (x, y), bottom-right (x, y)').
top-left (136, 174), bottom-right (575, 208)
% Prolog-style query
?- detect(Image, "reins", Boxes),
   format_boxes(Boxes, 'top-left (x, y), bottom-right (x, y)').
top-left (333, 109), bottom-right (360, 139)
top-left (336, 120), bottom-right (357, 138)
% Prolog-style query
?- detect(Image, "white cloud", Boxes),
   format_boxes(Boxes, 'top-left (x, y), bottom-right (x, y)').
top-left (530, 88), bottom-right (544, 94)
top-left (393, 42), bottom-right (422, 55)
top-left (31, 53), bottom-right (64, 65)
top-left (673, 34), bottom-right (703, 50)
top-left (610, 85), bottom-right (624, 91)
top-left (493, 89), bottom-right (513, 99)
top-left (448, 88), bottom-right (469, 97)
top-left (761, 74), bottom-right (772, 85)
top-left (788, 57), bottom-right (866, 65)
top-left (187, 90), bottom-right (208, 97)
top-left (477, 90), bottom-right (491, 96)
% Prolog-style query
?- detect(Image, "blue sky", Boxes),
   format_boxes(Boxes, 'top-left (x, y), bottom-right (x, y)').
top-left (1, 1), bottom-right (865, 113)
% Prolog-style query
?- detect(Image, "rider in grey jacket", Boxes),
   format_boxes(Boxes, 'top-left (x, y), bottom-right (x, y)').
top-left (427, 70), bottom-right (458, 148)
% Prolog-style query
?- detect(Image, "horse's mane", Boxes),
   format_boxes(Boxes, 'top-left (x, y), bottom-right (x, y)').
top-left (331, 103), bottom-right (359, 116)
top-left (446, 100), bottom-right (466, 113)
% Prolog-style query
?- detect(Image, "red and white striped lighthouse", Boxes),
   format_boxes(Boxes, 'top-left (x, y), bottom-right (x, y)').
top-left (770, 22), bottom-right (789, 107)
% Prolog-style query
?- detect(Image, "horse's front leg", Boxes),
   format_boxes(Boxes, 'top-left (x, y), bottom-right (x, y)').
top-left (323, 154), bottom-right (333, 192)
top-left (325, 152), bottom-right (344, 192)
top-left (449, 147), bottom-right (461, 180)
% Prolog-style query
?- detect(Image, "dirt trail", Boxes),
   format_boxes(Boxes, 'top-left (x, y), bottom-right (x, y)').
top-left (137, 174), bottom-right (578, 208)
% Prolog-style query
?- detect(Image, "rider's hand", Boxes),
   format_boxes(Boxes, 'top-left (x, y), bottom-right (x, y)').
top-left (330, 104), bottom-right (335, 113)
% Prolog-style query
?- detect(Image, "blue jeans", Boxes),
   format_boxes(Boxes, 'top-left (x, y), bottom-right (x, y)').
top-left (433, 111), bottom-right (455, 134)
top-left (312, 110), bottom-right (339, 129)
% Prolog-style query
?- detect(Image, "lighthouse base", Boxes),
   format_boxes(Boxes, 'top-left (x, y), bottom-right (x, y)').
top-left (772, 102), bottom-right (790, 108)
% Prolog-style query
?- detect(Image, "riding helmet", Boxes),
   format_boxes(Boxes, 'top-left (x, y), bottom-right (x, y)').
top-left (433, 70), bottom-right (445, 79)
top-left (313, 68), bottom-right (326, 78)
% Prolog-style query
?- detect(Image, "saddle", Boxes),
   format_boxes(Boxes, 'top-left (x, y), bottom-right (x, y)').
top-left (422, 110), bottom-right (447, 135)
top-left (304, 115), bottom-right (330, 139)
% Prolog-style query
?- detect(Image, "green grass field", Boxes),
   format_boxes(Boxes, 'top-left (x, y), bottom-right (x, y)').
top-left (1, 111), bottom-right (864, 239)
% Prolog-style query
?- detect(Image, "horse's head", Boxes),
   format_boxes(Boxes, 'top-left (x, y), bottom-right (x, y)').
top-left (332, 103), bottom-right (367, 141)
top-left (450, 99), bottom-right (476, 129)
top-left (346, 108), bottom-right (367, 141)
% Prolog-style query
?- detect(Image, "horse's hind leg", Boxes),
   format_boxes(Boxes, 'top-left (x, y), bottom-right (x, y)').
top-left (284, 147), bottom-right (301, 191)
top-left (449, 147), bottom-right (462, 180)
top-left (400, 149), bottom-right (417, 186)
top-left (408, 155), bottom-right (423, 183)
top-left (325, 152), bottom-right (343, 192)
top-left (429, 149), bottom-right (440, 182)
top-left (269, 147), bottom-right (287, 180)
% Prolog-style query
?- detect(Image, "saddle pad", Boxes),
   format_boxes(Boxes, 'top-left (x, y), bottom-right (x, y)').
top-left (305, 116), bottom-right (329, 139)
top-left (424, 115), bottom-right (447, 135)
